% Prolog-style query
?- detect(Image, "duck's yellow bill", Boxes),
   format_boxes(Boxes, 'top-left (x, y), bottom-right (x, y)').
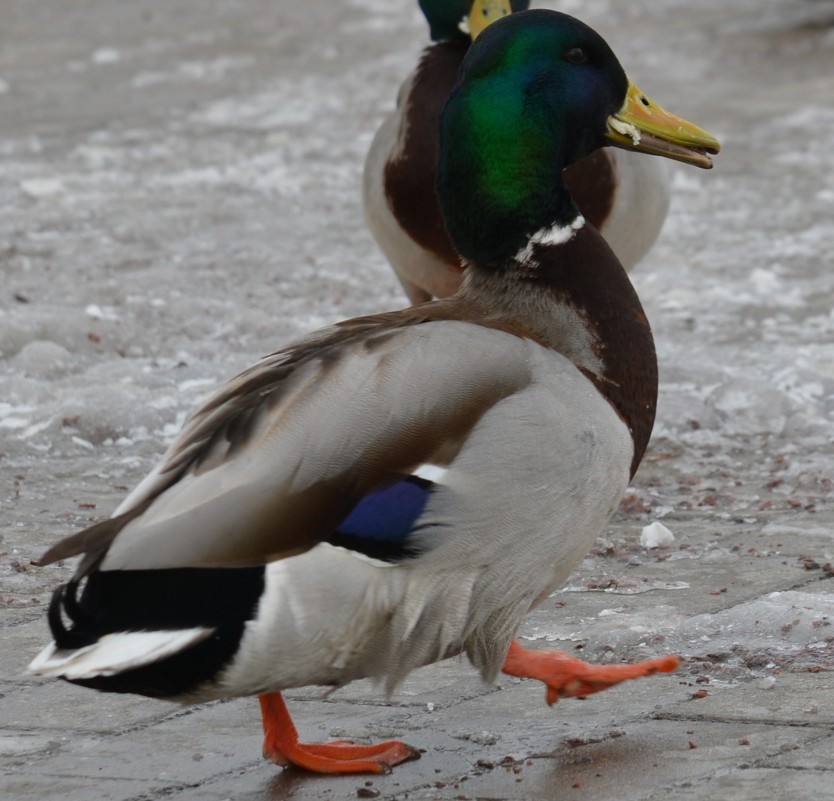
top-left (605, 81), bottom-right (720, 169)
top-left (468, 0), bottom-right (514, 40)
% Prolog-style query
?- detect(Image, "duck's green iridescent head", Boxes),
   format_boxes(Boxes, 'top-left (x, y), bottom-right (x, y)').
top-left (437, 10), bottom-right (719, 266)
top-left (419, 0), bottom-right (530, 43)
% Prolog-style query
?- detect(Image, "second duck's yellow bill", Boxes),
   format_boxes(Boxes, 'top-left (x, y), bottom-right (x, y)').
top-left (468, 0), bottom-right (514, 40)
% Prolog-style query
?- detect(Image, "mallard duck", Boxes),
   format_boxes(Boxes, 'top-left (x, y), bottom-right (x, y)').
top-left (29, 9), bottom-right (718, 775)
top-left (364, 0), bottom-right (674, 304)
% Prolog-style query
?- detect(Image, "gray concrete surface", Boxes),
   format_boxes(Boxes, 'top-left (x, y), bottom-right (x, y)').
top-left (2, 0), bottom-right (834, 799)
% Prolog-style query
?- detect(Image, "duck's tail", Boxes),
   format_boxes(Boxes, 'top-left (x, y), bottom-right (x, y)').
top-left (28, 566), bottom-right (265, 698)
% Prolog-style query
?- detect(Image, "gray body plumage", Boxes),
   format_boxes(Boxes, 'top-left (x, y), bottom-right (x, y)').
top-left (30, 305), bottom-right (632, 698)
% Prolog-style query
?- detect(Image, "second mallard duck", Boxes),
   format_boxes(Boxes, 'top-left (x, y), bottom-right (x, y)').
top-left (364, 0), bottom-right (688, 303)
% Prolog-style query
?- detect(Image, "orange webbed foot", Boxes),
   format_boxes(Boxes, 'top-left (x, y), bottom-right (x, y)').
top-left (502, 641), bottom-right (682, 705)
top-left (259, 692), bottom-right (420, 774)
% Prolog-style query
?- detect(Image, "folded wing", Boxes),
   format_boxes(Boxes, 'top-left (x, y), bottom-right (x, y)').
top-left (39, 318), bottom-right (536, 574)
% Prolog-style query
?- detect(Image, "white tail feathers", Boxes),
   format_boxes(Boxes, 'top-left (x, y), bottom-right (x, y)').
top-left (27, 628), bottom-right (214, 680)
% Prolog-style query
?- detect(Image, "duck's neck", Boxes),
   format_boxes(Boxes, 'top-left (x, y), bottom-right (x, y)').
top-left (460, 222), bottom-right (657, 477)
top-left (438, 83), bottom-right (581, 268)
top-left (439, 151), bottom-right (578, 268)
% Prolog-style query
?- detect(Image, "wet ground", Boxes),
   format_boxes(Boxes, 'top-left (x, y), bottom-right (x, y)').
top-left (2, 0), bottom-right (834, 798)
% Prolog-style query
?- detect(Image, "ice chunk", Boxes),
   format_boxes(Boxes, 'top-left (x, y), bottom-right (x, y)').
top-left (640, 521), bottom-right (675, 548)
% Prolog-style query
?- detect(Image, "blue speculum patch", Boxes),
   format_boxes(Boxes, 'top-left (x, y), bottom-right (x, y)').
top-left (338, 476), bottom-right (433, 543)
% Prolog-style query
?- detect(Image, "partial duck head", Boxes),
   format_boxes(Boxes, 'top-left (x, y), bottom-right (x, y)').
top-left (419, 0), bottom-right (530, 43)
top-left (437, 10), bottom-right (720, 267)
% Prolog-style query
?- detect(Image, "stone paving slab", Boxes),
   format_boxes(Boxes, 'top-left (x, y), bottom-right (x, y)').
top-left (1, 678), bottom-right (176, 734)
top-left (0, 773), bottom-right (163, 801)
top-left (8, 669), bottom-right (832, 801)
top-left (7, 698), bottom-right (415, 786)
top-left (657, 671), bottom-right (834, 727)
top-left (648, 768), bottom-right (834, 801)
top-left (405, 720), bottom-right (828, 801)
top-left (766, 731), bottom-right (834, 770)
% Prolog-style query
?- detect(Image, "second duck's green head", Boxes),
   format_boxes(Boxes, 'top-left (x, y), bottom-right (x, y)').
top-left (437, 10), bottom-right (719, 267)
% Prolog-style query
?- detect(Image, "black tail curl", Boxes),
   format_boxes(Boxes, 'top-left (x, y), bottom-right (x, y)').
top-left (45, 566), bottom-right (267, 698)
top-left (47, 580), bottom-right (96, 650)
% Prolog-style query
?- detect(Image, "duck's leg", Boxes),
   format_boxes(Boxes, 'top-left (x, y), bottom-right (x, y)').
top-left (501, 641), bottom-right (682, 705)
top-left (258, 692), bottom-right (420, 774)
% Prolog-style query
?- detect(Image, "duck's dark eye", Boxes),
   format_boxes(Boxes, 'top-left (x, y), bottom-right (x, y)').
top-left (564, 47), bottom-right (588, 65)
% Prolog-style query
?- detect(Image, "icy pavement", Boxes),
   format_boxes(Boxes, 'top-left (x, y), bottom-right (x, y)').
top-left (1, 0), bottom-right (834, 799)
